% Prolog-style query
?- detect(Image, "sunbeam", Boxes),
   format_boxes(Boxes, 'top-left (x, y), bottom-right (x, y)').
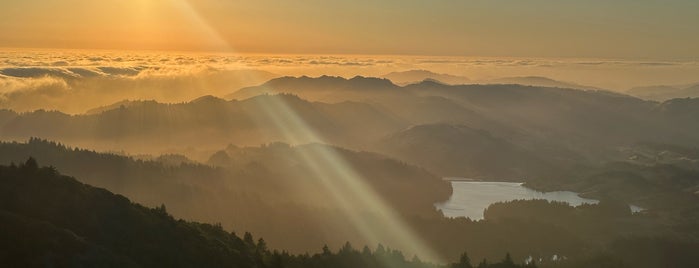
top-left (169, 0), bottom-right (445, 262)
top-left (251, 93), bottom-right (445, 263)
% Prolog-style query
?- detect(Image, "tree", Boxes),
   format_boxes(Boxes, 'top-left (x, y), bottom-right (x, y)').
top-left (453, 252), bottom-right (474, 268)
top-left (243, 232), bottom-right (255, 246)
top-left (23, 157), bottom-right (38, 170)
top-left (154, 204), bottom-right (169, 218)
top-left (321, 244), bottom-right (332, 256)
top-left (375, 244), bottom-right (386, 256)
top-left (362, 245), bottom-right (372, 256)
top-left (257, 238), bottom-right (267, 253)
top-left (477, 259), bottom-right (488, 268)
top-left (340, 241), bottom-right (353, 254)
top-left (503, 253), bottom-right (514, 265)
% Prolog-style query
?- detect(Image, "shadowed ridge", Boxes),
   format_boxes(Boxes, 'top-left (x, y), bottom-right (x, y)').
top-left (378, 123), bottom-right (556, 180)
top-left (383, 70), bottom-right (470, 85)
top-left (85, 99), bottom-right (159, 115)
top-left (0, 159), bottom-right (256, 267)
top-left (347, 75), bottom-right (397, 89)
top-left (228, 75), bottom-right (399, 101)
top-left (628, 82), bottom-right (699, 101)
top-left (190, 94), bottom-right (226, 104)
top-left (484, 76), bottom-right (603, 91)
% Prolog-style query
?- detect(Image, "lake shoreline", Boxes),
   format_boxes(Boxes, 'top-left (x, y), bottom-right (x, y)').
top-left (435, 179), bottom-right (601, 220)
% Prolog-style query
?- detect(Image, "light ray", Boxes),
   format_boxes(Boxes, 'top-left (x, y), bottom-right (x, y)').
top-left (172, 0), bottom-right (232, 52)
top-left (174, 0), bottom-right (444, 262)
top-left (253, 94), bottom-right (444, 262)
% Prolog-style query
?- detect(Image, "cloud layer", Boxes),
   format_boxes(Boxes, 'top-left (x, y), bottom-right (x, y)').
top-left (2, 49), bottom-right (699, 114)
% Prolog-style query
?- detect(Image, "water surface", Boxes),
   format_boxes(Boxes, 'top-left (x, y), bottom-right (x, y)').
top-left (435, 180), bottom-right (599, 220)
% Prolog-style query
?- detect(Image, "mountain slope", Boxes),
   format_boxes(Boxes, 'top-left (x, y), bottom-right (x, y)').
top-left (377, 123), bottom-right (557, 179)
top-left (483, 76), bottom-right (601, 91)
top-left (228, 75), bottom-right (398, 102)
top-left (208, 142), bottom-right (451, 216)
top-left (382, 70), bottom-right (470, 85)
top-left (0, 138), bottom-right (451, 255)
top-left (0, 94), bottom-right (405, 152)
top-left (628, 83), bottom-right (699, 101)
top-left (0, 159), bottom-right (257, 267)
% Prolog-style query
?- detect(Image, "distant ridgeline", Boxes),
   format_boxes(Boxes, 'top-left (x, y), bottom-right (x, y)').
top-left (2, 77), bottom-right (699, 182)
top-left (0, 159), bottom-right (533, 268)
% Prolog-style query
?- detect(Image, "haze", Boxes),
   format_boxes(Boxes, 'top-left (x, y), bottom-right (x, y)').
top-left (2, 1), bottom-right (699, 268)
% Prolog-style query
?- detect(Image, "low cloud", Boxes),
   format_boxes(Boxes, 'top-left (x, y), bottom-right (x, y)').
top-left (0, 51), bottom-right (282, 113)
top-left (2, 50), bottom-right (699, 113)
top-left (0, 67), bottom-right (79, 79)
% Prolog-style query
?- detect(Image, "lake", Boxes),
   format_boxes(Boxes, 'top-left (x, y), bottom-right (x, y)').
top-left (435, 180), bottom-right (600, 220)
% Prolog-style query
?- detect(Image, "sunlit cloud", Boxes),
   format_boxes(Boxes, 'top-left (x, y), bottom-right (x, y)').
top-left (2, 48), bottom-right (699, 113)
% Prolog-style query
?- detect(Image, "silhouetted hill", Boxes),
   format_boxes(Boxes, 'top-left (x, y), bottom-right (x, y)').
top-left (228, 75), bottom-right (398, 102)
top-left (0, 139), bottom-right (449, 256)
top-left (0, 94), bottom-right (405, 152)
top-left (377, 123), bottom-right (556, 180)
top-left (482, 76), bottom-right (602, 91)
top-left (7, 160), bottom-right (533, 268)
top-left (656, 97), bottom-right (699, 118)
top-left (480, 199), bottom-right (699, 268)
top-left (404, 81), bottom-right (699, 159)
top-left (382, 70), bottom-right (471, 85)
top-left (85, 99), bottom-right (156, 115)
top-left (3, 140), bottom-right (698, 266)
top-left (0, 159), bottom-right (257, 267)
top-left (0, 138), bottom-right (231, 219)
top-left (229, 76), bottom-right (685, 159)
top-left (0, 109), bottom-right (17, 126)
top-left (628, 83), bottom-right (699, 101)
top-left (5, 75), bottom-right (699, 184)
top-left (655, 98), bottom-right (699, 134)
top-left (230, 76), bottom-right (513, 135)
top-left (6, 75), bottom-right (695, 182)
top-left (207, 142), bottom-right (451, 217)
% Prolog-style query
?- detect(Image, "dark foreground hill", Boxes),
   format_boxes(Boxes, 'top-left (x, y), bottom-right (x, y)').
top-left (3, 159), bottom-right (698, 268)
top-left (0, 159), bottom-right (538, 268)
top-left (0, 159), bottom-right (258, 267)
top-left (3, 139), bottom-right (699, 267)
top-left (0, 138), bottom-right (452, 256)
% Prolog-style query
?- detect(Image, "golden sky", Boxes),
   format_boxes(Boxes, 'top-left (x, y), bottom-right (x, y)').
top-left (1, 0), bottom-right (698, 59)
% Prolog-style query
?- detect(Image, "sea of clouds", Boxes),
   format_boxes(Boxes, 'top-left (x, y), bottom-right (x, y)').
top-left (1, 49), bottom-right (698, 114)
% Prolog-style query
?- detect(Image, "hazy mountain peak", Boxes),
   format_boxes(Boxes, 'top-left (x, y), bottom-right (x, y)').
top-left (243, 92), bottom-right (306, 103)
top-left (383, 69), bottom-right (470, 85)
top-left (265, 75), bottom-right (345, 85)
top-left (227, 75), bottom-right (400, 101)
top-left (484, 76), bottom-right (601, 91)
top-left (657, 97), bottom-right (699, 113)
top-left (410, 78), bottom-right (450, 87)
top-left (392, 69), bottom-right (438, 75)
top-left (348, 75), bottom-right (396, 88)
top-left (190, 95), bottom-right (226, 104)
top-left (85, 99), bottom-right (162, 115)
top-left (629, 82), bottom-right (699, 101)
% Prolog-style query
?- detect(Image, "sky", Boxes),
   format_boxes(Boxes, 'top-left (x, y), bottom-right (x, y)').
top-left (1, 0), bottom-right (698, 59)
